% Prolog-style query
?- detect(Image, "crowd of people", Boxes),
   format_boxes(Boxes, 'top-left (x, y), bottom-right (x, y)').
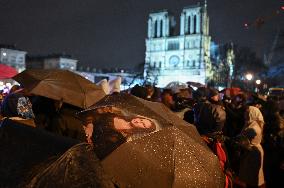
top-left (129, 84), bottom-right (284, 188)
top-left (1, 82), bottom-right (284, 187)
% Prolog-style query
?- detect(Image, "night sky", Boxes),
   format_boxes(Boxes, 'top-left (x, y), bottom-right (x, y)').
top-left (0, 0), bottom-right (283, 70)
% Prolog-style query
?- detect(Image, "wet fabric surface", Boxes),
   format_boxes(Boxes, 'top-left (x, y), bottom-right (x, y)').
top-left (0, 119), bottom-right (79, 187)
top-left (79, 93), bottom-right (225, 187)
top-left (102, 126), bottom-right (225, 188)
top-left (26, 143), bottom-right (115, 188)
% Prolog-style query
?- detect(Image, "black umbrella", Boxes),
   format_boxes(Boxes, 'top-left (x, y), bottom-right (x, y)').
top-left (25, 143), bottom-right (115, 188)
top-left (77, 93), bottom-right (225, 187)
top-left (101, 126), bottom-right (225, 188)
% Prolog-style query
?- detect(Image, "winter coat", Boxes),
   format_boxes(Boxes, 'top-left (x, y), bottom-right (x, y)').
top-left (194, 100), bottom-right (226, 135)
top-left (223, 102), bottom-right (246, 137)
top-left (239, 106), bottom-right (265, 187)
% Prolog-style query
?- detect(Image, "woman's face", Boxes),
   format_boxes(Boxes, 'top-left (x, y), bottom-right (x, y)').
top-left (131, 117), bottom-right (153, 129)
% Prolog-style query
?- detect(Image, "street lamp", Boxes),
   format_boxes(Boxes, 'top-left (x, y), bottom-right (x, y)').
top-left (245, 73), bottom-right (253, 81)
top-left (255, 79), bottom-right (261, 93)
top-left (245, 73), bottom-right (253, 91)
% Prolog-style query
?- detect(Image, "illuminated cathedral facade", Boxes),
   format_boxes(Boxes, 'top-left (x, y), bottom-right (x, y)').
top-left (144, 1), bottom-right (212, 87)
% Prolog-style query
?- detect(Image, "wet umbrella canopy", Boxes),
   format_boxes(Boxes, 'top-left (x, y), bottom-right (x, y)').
top-left (26, 143), bottom-right (115, 188)
top-left (13, 69), bottom-right (106, 109)
top-left (0, 119), bottom-right (79, 187)
top-left (112, 93), bottom-right (196, 131)
top-left (102, 126), bottom-right (225, 188)
top-left (80, 93), bottom-right (204, 144)
top-left (79, 93), bottom-right (225, 187)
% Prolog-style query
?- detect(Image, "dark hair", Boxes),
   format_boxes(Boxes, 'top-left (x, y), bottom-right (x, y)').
top-left (192, 87), bottom-right (209, 101)
top-left (207, 87), bottom-right (219, 99)
top-left (130, 84), bottom-right (147, 99)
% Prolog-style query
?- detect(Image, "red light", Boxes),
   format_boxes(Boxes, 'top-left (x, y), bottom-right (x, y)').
top-left (281, 6), bottom-right (284, 10)
top-left (244, 23), bottom-right (249, 28)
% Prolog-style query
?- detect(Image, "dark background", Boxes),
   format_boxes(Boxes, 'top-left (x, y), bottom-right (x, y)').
top-left (0, 0), bottom-right (283, 69)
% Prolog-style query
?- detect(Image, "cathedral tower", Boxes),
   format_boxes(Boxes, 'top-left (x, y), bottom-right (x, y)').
top-left (144, 1), bottom-right (212, 87)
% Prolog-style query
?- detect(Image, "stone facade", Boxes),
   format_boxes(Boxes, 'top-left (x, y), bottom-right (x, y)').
top-left (0, 45), bottom-right (27, 72)
top-left (144, 2), bottom-right (212, 87)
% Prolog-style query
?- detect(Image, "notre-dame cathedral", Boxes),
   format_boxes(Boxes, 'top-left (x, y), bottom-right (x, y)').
top-left (144, 1), bottom-right (212, 87)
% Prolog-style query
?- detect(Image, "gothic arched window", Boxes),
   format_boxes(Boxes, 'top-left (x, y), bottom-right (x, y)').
top-left (154, 20), bottom-right (158, 38)
top-left (151, 61), bottom-right (155, 68)
top-left (187, 16), bottom-right (191, 34)
top-left (160, 20), bottom-right (163, 37)
top-left (192, 60), bottom-right (196, 68)
top-left (193, 15), bottom-right (197, 34)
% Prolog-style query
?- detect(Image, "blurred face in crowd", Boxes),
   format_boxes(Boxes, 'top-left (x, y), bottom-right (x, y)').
top-left (210, 94), bottom-right (219, 102)
top-left (161, 92), bottom-right (174, 108)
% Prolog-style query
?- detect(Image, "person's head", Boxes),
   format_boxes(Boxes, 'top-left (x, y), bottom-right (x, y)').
top-left (192, 87), bottom-right (208, 102)
top-left (207, 87), bottom-right (219, 102)
top-left (248, 93), bottom-right (266, 109)
top-left (222, 94), bottom-right (231, 103)
top-left (151, 87), bottom-right (162, 102)
top-left (145, 85), bottom-right (154, 97)
top-left (161, 89), bottom-right (174, 108)
top-left (232, 93), bottom-right (247, 107)
top-left (245, 106), bottom-right (264, 128)
top-left (130, 84), bottom-right (147, 99)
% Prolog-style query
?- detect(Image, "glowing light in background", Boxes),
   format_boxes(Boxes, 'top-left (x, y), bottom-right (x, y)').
top-left (245, 73), bottom-right (253, 81)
